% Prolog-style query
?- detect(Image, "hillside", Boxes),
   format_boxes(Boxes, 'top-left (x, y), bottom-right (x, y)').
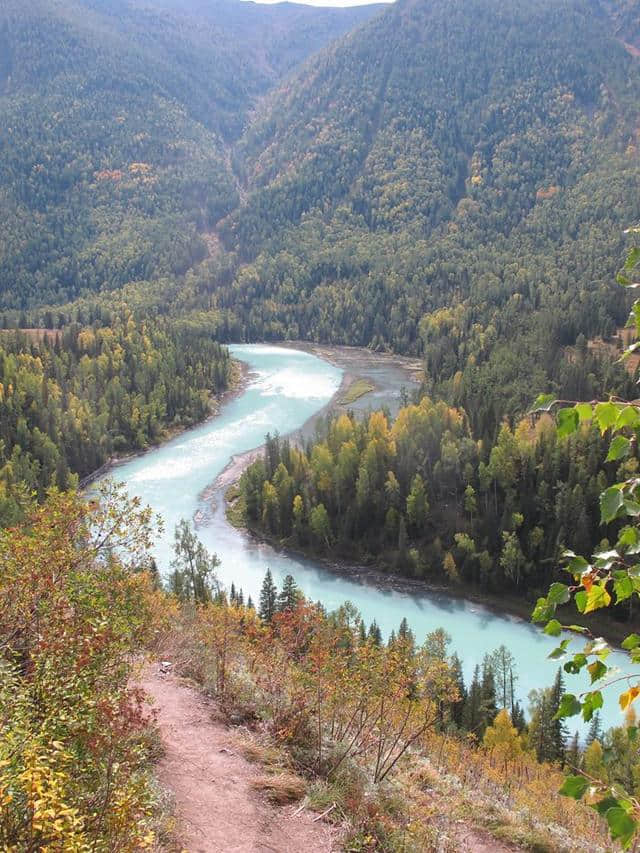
top-left (0, 0), bottom-right (380, 308)
top-left (216, 0), bottom-right (640, 435)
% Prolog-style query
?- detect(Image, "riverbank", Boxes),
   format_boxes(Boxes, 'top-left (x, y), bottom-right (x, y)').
top-left (224, 492), bottom-right (634, 647)
top-left (210, 342), bottom-right (422, 492)
top-left (80, 357), bottom-right (250, 490)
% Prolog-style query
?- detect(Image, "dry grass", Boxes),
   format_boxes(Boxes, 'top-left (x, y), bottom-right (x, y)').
top-left (250, 772), bottom-right (307, 804)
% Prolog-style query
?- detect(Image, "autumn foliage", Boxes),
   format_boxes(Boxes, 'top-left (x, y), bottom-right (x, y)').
top-left (0, 486), bottom-right (161, 851)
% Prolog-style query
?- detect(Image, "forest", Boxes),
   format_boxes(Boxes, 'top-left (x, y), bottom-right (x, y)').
top-left (0, 0), bottom-right (377, 307)
top-left (236, 396), bottom-right (640, 624)
top-left (4, 0), bottom-right (640, 848)
top-left (0, 315), bottom-right (231, 525)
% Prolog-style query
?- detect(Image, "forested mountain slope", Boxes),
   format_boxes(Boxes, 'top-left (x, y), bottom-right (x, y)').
top-left (217, 0), bottom-right (640, 435)
top-left (0, 0), bottom-right (380, 308)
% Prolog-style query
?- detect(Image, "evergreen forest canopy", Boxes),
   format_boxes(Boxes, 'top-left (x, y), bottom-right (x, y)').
top-left (0, 0), bottom-right (379, 307)
top-left (2, 0), bottom-right (640, 441)
top-left (1, 0), bottom-right (640, 527)
top-left (5, 0), bottom-right (640, 848)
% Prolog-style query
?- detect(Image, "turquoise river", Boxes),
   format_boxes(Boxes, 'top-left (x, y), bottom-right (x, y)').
top-left (110, 344), bottom-right (633, 733)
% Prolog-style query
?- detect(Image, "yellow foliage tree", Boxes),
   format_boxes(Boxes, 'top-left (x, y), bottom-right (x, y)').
top-left (483, 709), bottom-right (523, 760)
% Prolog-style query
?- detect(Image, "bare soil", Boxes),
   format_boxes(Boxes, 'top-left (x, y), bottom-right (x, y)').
top-left (140, 665), bottom-right (339, 853)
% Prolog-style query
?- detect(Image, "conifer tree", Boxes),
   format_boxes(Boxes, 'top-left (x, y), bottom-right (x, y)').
top-left (277, 574), bottom-right (300, 612)
top-left (258, 569), bottom-right (278, 623)
top-left (462, 665), bottom-right (483, 734)
top-left (511, 700), bottom-right (526, 733)
top-left (549, 667), bottom-right (568, 764)
top-left (481, 655), bottom-right (497, 730)
top-left (368, 620), bottom-right (382, 646)
top-left (566, 731), bottom-right (581, 770)
top-left (450, 653), bottom-right (466, 727)
top-left (586, 712), bottom-right (603, 746)
top-left (358, 619), bottom-right (367, 645)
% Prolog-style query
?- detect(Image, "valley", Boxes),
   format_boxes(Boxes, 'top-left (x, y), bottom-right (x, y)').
top-left (4, 0), bottom-right (640, 848)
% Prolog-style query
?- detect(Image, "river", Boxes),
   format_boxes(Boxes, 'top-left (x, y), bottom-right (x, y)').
top-left (111, 343), bottom-right (630, 732)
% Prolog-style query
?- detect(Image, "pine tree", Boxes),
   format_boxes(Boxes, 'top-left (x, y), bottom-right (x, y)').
top-left (586, 712), bottom-right (603, 746)
top-left (278, 574), bottom-right (300, 612)
top-left (450, 653), bottom-right (466, 727)
top-left (397, 617), bottom-right (415, 653)
top-left (566, 731), bottom-right (581, 770)
top-left (258, 569), bottom-right (278, 623)
top-left (511, 700), bottom-right (526, 733)
top-left (549, 667), bottom-right (568, 764)
top-left (462, 664), bottom-right (483, 734)
top-left (480, 655), bottom-right (497, 732)
top-left (368, 620), bottom-right (382, 646)
top-left (358, 620), bottom-right (367, 645)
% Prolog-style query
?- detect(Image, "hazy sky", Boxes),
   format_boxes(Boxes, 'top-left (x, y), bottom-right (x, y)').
top-left (246, 0), bottom-right (393, 6)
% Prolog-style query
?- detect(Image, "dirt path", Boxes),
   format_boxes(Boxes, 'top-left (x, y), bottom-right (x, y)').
top-left (141, 666), bottom-right (337, 853)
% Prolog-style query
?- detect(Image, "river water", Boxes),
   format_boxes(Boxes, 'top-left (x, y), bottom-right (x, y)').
top-left (111, 344), bottom-right (630, 732)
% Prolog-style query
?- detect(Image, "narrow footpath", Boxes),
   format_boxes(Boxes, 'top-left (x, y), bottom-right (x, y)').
top-left (141, 665), bottom-right (519, 853)
top-left (140, 666), bottom-right (338, 853)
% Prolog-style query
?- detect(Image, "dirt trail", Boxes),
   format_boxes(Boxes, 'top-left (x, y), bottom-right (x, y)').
top-left (141, 666), bottom-right (337, 853)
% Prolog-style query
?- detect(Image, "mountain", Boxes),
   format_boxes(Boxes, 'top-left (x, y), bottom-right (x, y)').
top-left (0, 0), bottom-right (380, 308)
top-left (214, 0), bottom-right (640, 432)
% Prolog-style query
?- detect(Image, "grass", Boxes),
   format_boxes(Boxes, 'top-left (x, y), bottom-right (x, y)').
top-left (339, 378), bottom-right (375, 405)
top-left (225, 483), bottom-right (246, 529)
top-left (250, 772), bottom-right (307, 804)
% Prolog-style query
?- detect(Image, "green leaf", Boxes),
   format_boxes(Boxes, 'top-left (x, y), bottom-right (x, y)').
top-left (601, 486), bottom-right (624, 523)
top-left (567, 624), bottom-right (589, 634)
top-left (549, 638), bottom-right (570, 659)
top-left (622, 633), bottom-right (640, 651)
top-left (574, 590), bottom-right (588, 613)
top-left (554, 693), bottom-right (581, 719)
top-left (559, 774), bottom-right (589, 800)
top-left (532, 597), bottom-right (554, 623)
top-left (617, 406), bottom-right (640, 429)
top-left (615, 576), bottom-right (634, 604)
top-left (582, 690), bottom-right (603, 721)
top-left (547, 583), bottom-right (570, 606)
top-left (623, 499), bottom-right (640, 517)
top-left (544, 619), bottom-right (563, 637)
top-left (594, 796), bottom-right (624, 816)
top-left (564, 653), bottom-right (587, 674)
top-left (618, 526), bottom-right (640, 550)
top-left (575, 402), bottom-right (593, 422)
top-left (606, 435), bottom-right (631, 462)
top-left (557, 407), bottom-right (579, 437)
top-left (531, 393), bottom-right (555, 412)
top-left (587, 660), bottom-right (608, 683)
top-left (595, 402), bottom-right (619, 433)
top-left (606, 808), bottom-right (637, 848)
